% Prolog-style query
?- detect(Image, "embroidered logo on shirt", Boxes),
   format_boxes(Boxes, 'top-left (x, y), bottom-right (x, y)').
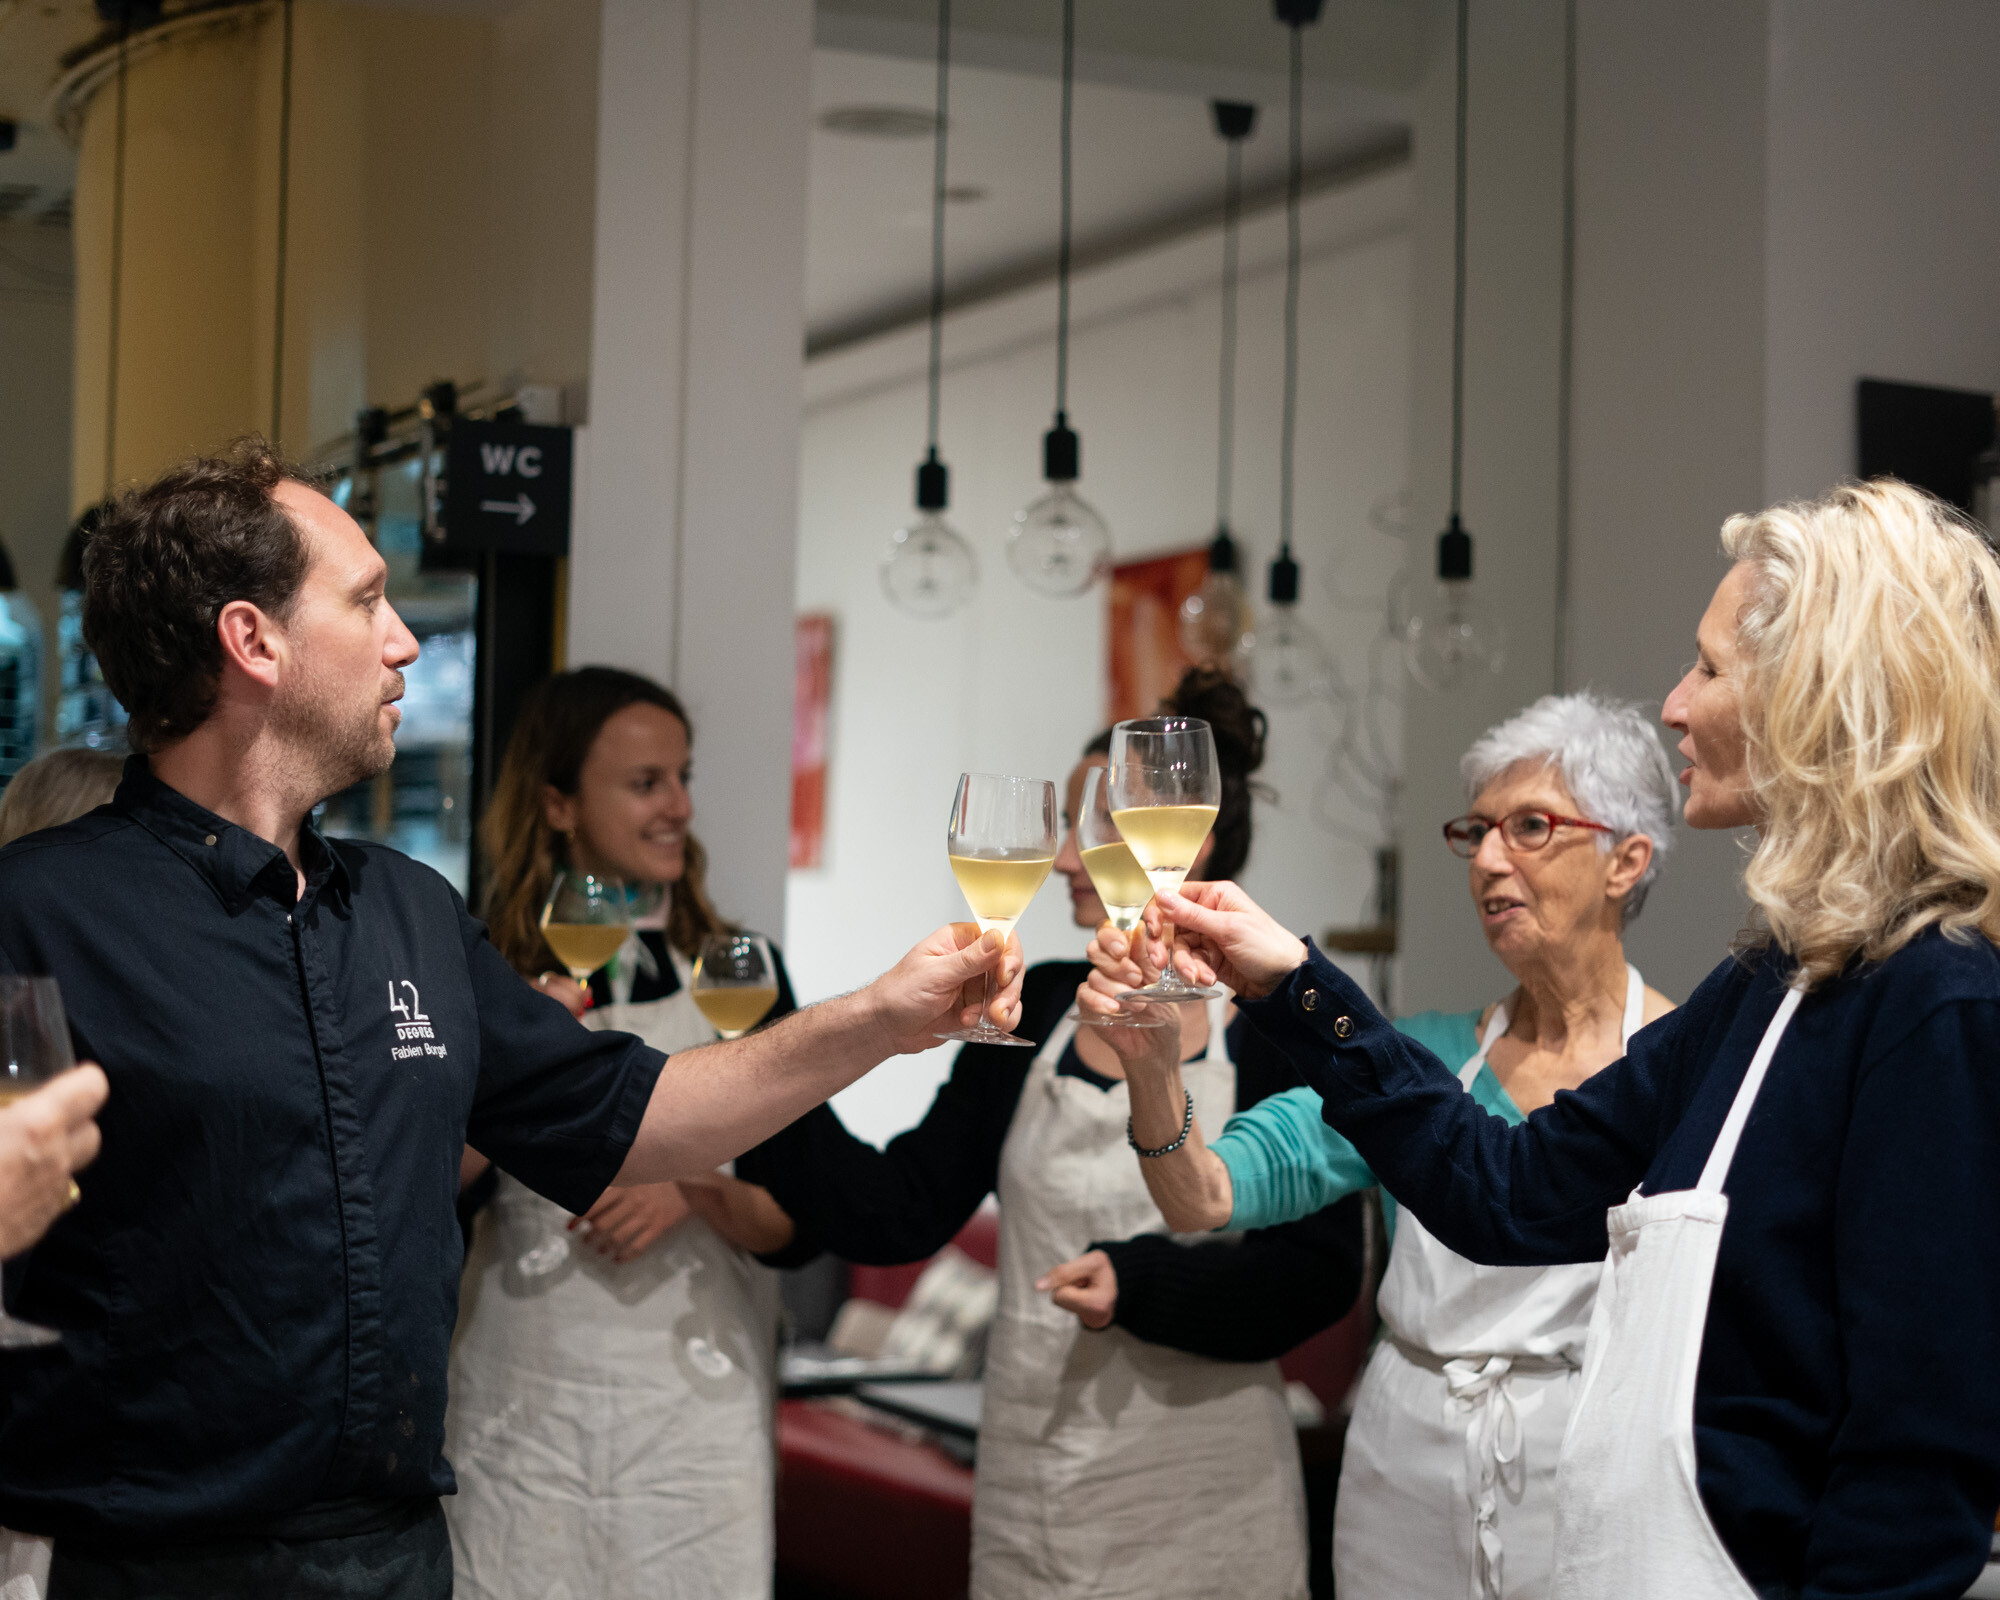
top-left (389, 980), bottom-right (448, 1060)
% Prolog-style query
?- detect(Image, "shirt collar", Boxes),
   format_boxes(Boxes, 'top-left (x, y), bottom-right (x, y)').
top-left (114, 755), bottom-right (353, 915)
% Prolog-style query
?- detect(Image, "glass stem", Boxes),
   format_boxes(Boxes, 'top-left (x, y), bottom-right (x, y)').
top-left (979, 959), bottom-right (1000, 1030)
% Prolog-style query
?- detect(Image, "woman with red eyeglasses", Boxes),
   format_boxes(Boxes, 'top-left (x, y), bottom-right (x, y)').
top-left (1055, 690), bottom-right (1678, 1600)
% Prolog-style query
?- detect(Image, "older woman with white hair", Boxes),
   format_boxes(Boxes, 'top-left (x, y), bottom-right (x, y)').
top-left (1053, 690), bottom-right (1677, 1600)
top-left (1094, 480), bottom-right (2000, 1600)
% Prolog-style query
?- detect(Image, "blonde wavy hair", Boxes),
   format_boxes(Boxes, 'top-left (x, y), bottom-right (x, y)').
top-left (1725, 478), bottom-right (2000, 986)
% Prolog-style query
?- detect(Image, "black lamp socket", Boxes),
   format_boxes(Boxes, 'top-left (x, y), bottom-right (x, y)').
top-left (1268, 548), bottom-right (1300, 605)
top-left (1207, 527), bottom-right (1240, 574)
top-left (1273, 0), bottom-right (1325, 24)
top-left (1043, 414), bottom-right (1080, 483)
top-left (916, 452), bottom-right (949, 512)
top-left (1437, 514), bottom-right (1474, 581)
top-left (1211, 101), bottom-right (1257, 141)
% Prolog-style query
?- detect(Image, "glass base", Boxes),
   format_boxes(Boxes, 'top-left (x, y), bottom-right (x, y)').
top-left (0, 1313), bottom-right (61, 1349)
top-left (936, 1022), bottom-right (1039, 1048)
top-left (1119, 979), bottom-right (1227, 1004)
top-left (1074, 1004), bottom-right (1174, 1029)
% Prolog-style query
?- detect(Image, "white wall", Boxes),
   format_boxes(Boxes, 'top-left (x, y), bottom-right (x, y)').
top-left (1763, 0), bottom-right (2000, 501)
top-left (570, 0), bottom-right (813, 940)
top-left (790, 166), bottom-right (1413, 1146)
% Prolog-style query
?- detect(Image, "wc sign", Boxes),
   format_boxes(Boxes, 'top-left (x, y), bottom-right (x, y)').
top-left (443, 419), bottom-right (573, 555)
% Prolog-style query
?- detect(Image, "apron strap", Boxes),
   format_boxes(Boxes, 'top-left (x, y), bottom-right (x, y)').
top-left (1696, 984), bottom-right (1804, 1196)
top-left (1621, 964), bottom-right (1644, 1045)
top-left (1203, 995), bottom-right (1230, 1063)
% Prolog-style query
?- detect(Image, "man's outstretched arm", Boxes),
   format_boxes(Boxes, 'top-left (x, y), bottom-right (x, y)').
top-left (615, 923), bottom-right (1021, 1183)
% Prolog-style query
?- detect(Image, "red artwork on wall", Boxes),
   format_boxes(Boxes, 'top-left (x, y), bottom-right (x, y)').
top-left (1107, 547), bottom-right (1207, 724)
top-left (791, 613), bottom-right (834, 870)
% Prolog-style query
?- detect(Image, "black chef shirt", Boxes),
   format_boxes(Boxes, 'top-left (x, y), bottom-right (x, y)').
top-left (0, 760), bottom-right (667, 1545)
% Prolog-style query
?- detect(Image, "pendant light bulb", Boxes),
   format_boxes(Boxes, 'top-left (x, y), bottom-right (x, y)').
top-left (1007, 415), bottom-right (1110, 597)
top-left (1249, 547), bottom-right (1333, 704)
top-left (1403, 515), bottom-right (1506, 692)
top-left (1179, 529), bottom-right (1255, 671)
top-left (883, 451), bottom-right (977, 618)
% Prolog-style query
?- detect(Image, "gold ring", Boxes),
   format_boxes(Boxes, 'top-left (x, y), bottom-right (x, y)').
top-left (62, 1179), bottom-right (80, 1212)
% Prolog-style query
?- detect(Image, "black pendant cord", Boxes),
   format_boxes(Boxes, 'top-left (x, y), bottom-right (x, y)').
top-left (270, 0), bottom-right (295, 445)
top-left (1215, 131), bottom-right (1242, 534)
top-left (103, 10), bottom-right (131, 500)
top-left (924, 0), bottom-right (950, 460)
top-left (1448, 0), bottom-right (1468, 525)
top-left (1053, 0), bottom-right (1074, 425)
top-left (1278, 17), bottom-right (1303, 562)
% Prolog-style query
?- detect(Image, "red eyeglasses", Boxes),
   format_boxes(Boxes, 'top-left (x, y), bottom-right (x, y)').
top-left (1442, 810), bottom-right (1615, 858)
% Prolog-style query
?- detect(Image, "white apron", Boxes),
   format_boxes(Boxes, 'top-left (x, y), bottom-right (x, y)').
top-left (1549, 984), bottom-right (1803, 1600)
top-left (1336, 967), bottom-right (1644, 1600)
top-left (973, 1001), bottom-right (1309, 1600)
top-left (445, 946), bottom-right (781, 1600)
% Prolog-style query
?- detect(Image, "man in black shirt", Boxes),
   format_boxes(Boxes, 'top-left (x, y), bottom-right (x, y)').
top-left (0, 442), bottom-right (1020, 1597)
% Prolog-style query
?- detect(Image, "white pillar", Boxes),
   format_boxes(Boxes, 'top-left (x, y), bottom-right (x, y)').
top-left (570, 0), bottom-right (811, 940)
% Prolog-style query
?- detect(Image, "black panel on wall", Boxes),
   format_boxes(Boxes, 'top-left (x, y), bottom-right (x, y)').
top-left (1857, 377), bottom-right (1995, 513)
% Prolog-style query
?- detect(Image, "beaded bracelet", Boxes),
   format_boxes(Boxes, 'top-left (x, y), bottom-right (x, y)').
top-left (1127, 1090), bottom-right (1195, 1158)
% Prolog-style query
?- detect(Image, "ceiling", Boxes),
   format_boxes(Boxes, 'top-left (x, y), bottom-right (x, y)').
top-left (0, 0), bottom-right (1419, 347)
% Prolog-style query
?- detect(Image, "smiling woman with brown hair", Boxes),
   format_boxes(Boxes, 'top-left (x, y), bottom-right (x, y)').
top-left (1090, 479), bottom-right (2000, 1600)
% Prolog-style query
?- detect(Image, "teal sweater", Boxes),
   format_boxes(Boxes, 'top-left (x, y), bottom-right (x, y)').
top-left (1211, 1009), bottom-right (1522, 1236)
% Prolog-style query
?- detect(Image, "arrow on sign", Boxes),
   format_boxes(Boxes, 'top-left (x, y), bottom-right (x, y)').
top-left (479, 493), bottom-right (537, 526)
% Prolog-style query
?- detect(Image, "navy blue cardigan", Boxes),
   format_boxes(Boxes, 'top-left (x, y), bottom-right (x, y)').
top-left (1239, 929), bottom-right (2000, 1600)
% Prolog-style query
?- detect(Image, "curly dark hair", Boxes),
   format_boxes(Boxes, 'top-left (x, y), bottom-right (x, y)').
top-left (1085, 666), bottom-right (1268, 881)
top-left (81, 438), bottom-right (316, 753)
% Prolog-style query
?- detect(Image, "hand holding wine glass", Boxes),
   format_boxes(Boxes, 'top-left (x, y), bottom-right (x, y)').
top-left (1107, 717), bottom-right (1226, 1004)
top-left (0, 976), bottom-right (91, 1346)
top-left (940, 774), bottom-right (1056, 1047)
top-left (1144, 880), bottom-right (1310, 1001)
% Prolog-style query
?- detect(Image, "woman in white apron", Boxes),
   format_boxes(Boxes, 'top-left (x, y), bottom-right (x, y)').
top-left (445, 667), bottom-right (800, 1600)
top-left (736, 668), bottom-right (1357, 1599)
top-left (1099, 483), bottom-right (2000, 1598)
top-left (1061, 691), bottom-right (1680, 1600)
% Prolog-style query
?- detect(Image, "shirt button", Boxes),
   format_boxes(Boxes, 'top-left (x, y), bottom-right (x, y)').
top-left (204, 834), bottom-right (217, 847)
top-left (1334, 1016), bottom-right (1354, 1040)
top-left (1301, 988), bottom-right (1319, 1012)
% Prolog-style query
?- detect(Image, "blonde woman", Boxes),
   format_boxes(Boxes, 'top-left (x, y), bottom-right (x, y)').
top-left (0, 749), bottom-right (122, 849)
top-left (1089, 481), bottom-right (2000, 1600)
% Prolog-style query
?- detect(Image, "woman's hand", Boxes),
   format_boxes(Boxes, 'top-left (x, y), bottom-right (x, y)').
top-left (677, 1172), bottom-right (799, 1256)
top-left (1148, 882), bottom-right (1308, 1001)
top-left (0, 1065), bottom-right (108, 1260)
top-left (530, 970), bottom-right (591, 1019)
top-left (1037, 1250), bottom-right (1117, 1331)
top-left (572, 1181), bottom-right (690, 1262)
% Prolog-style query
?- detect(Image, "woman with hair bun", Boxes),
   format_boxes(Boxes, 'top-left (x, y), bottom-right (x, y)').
top-left (731, 667), bottom-right (1366, 1600)
top-left (1090, 481), bottom-right (2000, 1599)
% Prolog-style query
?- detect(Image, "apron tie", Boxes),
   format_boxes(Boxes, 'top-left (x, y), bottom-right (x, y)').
top-left (1444, 1353), bottom-right (1527, 1600)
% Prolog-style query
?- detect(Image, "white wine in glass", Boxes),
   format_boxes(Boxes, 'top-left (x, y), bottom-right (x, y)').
top-left (1109, 716), bottom-right (1226, 1003)
top-left (540, 869), bottom-right (632, 986)
top-left (1075, 767), bottom-right (1150, 934)
top-left (692, 933), bottom-right (780, 1039)
top-left (0, 976), bottom-right (78, 1349)
top-left (940, 773), bottom-right (1056, 1047)
top-left (1073, 764), bottom-right (1172, 1031)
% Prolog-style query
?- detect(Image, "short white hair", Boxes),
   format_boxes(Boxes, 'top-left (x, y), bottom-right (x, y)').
top-left (1459, 690), bottom-right (1678, 924)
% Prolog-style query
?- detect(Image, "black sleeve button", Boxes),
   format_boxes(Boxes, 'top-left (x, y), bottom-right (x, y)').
top-left (1333, 1016), bottom-right (1354, 1040)
top-left (1301, 988), bottom-right (1319, 1012)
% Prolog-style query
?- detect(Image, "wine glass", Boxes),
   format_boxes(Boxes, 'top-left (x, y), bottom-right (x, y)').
top-left (1073, 765), bottom-right (1171, 1030)
top-left (0, 976), bottom-right (78, 1349)
top-left (1108, 717), bottom-right (1227, 1003)
top-left (539, 869), bottom-right (631, 987)
top-left (692, 933), bottom-right (780, 1039)
top-left (940, 773), bottom-right (1056, 1047)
